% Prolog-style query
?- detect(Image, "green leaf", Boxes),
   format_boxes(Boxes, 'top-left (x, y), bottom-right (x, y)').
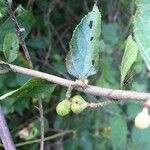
top-left (1, 97), bottom-right (15, 114)
top-left (16, 73), bottom-right (31, 86)
top-left (108, 103), bottom-right (122, 114)
top-left (120, 35), bottom-right (138, 87)
top-left (66, 4), bottom-right (101, 79)
top-left (132, 127), bottom-right (150, 150)
top-left (80, 132), bottom-right (93, 150)
top-left (64, 137), bottom-right (80, 150)
top-left (0, 0), bottom-right (12, 19)
top-left (127, 101), bottom-right (142, 118)
top-left (34, 118), bottom-right (49, 134)
top-left (27, 36), bottom-right (49, 49)
top-left (0, 10), bottom-right (34, 50)
top-left (134, 0), bottom-right (150, 69)
top-left (3, 33), bottom-right (19, 62)
top-left (15, 4), bottom-right (25, 14)
top-left (109, 116), bottom-right (127, 150)
top-left (0, 1), bottom-right (6, 19)
top-left (14, 97), bottom-right (30, 115)
top-left (0, 62), bottom-right (11, 74)
top-left (0, 78), bottom-right (54, 100)
top-left (102, 23), bottom-right (119, 45)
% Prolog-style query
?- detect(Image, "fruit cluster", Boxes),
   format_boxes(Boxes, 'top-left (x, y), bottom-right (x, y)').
top-left (57, 96), bottom-right (150, 129)
top-left (56, 95), bottom-right (87, 116)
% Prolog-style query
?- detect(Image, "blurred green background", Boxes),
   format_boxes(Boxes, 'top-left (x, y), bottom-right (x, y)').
top-left (0, 0), bottom-right (150, 149)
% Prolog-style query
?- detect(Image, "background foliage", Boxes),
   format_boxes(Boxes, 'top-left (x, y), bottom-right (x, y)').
top-left (0, 0), bottom-right (150, 149)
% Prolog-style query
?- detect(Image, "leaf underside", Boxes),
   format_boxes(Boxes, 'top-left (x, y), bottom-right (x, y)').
top-left (66, 5), bottom-right (101, 79)
top-left (134, 0), bottom-right (150, 68)
top-left (120, 35), bottom-right (138, 87)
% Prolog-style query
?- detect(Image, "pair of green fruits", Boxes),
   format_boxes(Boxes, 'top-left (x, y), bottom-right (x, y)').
top-left (56, 95), bottom-right (87, 116)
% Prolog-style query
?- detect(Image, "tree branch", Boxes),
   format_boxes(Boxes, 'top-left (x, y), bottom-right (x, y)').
top-left (0, 106), bottom-right (16, 150)
top-left (1, 61), bottom-right (150, 101)
top-left (3, 0), bottom-right (33, 68)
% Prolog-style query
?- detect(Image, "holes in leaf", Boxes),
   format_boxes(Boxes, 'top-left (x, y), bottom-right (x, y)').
top-left (89, 20), bottom-right (93, 29)
top-left (92, 60), bottom-right (95, 65)
top-left (90, 37), bottom-right (94, 41)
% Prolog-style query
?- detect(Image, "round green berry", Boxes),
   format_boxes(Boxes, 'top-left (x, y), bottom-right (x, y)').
top-left (56, 100), bottom-right (71, 116)
top-left (71, 95), bottom-right (87, 114)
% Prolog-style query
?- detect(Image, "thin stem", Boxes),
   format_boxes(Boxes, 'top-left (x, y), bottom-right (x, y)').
top-left (38, 99), bottom-right (44, 150)
top-left (49, 21), bottom-right (67, 52)
top-left (3, 0), bottom-right (33, 68)
top-left (1, 61), bottom-right (150, 101)
top-left (0, 130), bottom-right (74, 148)
top-left (0, 106), bottom-right (16, 150)
top-left (65, 85), bottom-right (74, 100)
top-left (15, 131), bottom-right (74, 147)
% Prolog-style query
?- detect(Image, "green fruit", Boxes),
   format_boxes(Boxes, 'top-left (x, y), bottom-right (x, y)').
top-left (71, 95), bottom-right (87, 114)
top-left (56, 100), bottom-right (71, 116)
